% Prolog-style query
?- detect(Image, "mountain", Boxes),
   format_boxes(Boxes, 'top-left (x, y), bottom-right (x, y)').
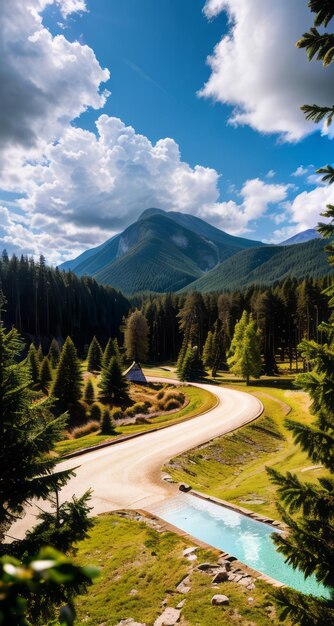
top-left (279, 228), bottom-right (321, 246)
top-left (61, 208), bottom-right (263, 293)
top-left (180, 238), bottom-right (331, 293)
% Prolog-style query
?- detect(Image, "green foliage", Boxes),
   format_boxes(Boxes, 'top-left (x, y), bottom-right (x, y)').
top-left (227, 311), bottom-right (262, 384)
top-left (84, 378), bottom-right (95, 405)
top-left (27, 343), bottom-right (39, 385)
top-left (100, 408), bottom-right (115, 435)
top-left (39, 356), bottom-right (52, 389)
top-left (86, 336), bottom-right (103, 372)
top-left (177, 344), bottom-right (205, 381)
top-left (48, 338), bottom-right (60, 368)
top-left (52, 337), bottom-right (83, 411)
top-left (123, 309), bottom-right (148, 362)
top-left (90, 402), bottom-right (102, 421)
top-left (0, 547), bottom-right (98, 626)
top-left (98, 356), bottom-right (129, 404)
top-left (102, 338), bottom-right (119, 369)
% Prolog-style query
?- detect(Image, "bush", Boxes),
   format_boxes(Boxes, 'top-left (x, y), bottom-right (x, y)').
top-left (125, 402), bottom-right (148, 417)
top-left (70, 421), bottom-right (100, 439)
top-left (101, 408), bottom-right (115, 435)
top-left (156, 390), bottom-right (165, 400)
top-left (157, 390), bottom-right (185, 412)
top-left (90, 403), bottom-right (102, 421)
top-left (164, 399), bottom-right (181, 411)
top-left (111, 408), bottom-right (123, 420)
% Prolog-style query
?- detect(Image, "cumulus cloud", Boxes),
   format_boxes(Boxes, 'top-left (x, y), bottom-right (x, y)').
top-left (0, 0), bottom-right (109, 182)
top-left (201, 0), bottom-right (334, 141)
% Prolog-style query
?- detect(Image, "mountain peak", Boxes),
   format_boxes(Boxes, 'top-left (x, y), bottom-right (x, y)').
top-left (137, 208), bottom-right (166, 221)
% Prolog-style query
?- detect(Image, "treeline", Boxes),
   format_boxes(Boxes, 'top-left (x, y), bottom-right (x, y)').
top-left (0, 252), bottom-right (130, 350)
top-left (134, 276), bottom-right (333, 373)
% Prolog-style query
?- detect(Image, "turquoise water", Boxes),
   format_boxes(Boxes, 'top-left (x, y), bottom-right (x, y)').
top-left (151, 494), bottom-right (329, 597)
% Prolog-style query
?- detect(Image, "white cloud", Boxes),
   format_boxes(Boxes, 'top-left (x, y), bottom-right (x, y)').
top-left (266, 170), bottom-right (276, 179)
top-left (287, 184), bottom-right (334, 231)
top-left (201, 0), bottom-right (334, 141)
top-left (0, 0), bottom-right (109, 184)
top-left (291, 165), bottom-right (310, 177)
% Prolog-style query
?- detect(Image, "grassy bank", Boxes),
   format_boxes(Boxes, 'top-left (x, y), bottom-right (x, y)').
top-left (56, 384), bottom-right (216, 456)
top-left (164, 375), bottom-right (325, 519)
top-left (74, 512), bottom-right (287, 625)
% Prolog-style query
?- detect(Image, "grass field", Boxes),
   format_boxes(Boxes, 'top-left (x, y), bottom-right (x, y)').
top-left (164, 374), bottom-right (324, 519)
top-left (56, 384), bottom-right (216, 456)
top-left (74, 512), bottom-right (287, 625)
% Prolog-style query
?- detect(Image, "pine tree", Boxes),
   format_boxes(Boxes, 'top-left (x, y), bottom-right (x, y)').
top-left (100, 407), bottom-right (115, 435)
top-left (203, 330), bottom-right (214, 370)
top-left (227, 312), bottom-right (262, 385)
top-left (123, 309), bottom-right (148, 362)
top-left (27, 343), bottom-right (39, 385)
top-left (36, 344), bottom-right (43, 362)
top-left (98, 356), bottom-right (129, 404)
top-left (266, 6), bottom-right (334, 622)
top-left (48, 338), bottom-right (60, 368)
top-left (84, 378), bottom-right (95, 404)
top-left (203, 319), bottom-right (227, 377)
top-left (39, 356), bottom-right (52, 389)
top-left (178, 344), bottom-right (205, 382)
top-left (87, 336), bottom-right (103, 372)
top-left (102, 338), bottom-right (122, 369)
top-left (52, 336), bottom-right (83, 411)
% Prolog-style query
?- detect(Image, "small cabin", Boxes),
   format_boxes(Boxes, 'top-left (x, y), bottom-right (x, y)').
top-left (123, 361), bottom-right (147, 383)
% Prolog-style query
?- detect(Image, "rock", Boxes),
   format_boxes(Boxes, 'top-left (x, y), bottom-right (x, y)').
top-left (182, 547), bottom-right (197, 557)
top-left (212, 568), bottom-right (229, 583)
top-left (129, 589), bottom-right (138, 596)
top-left (218, 557), bottom-right (231, 571)
top-left (176, 576), bottom-right (191, 594)
top-left (116, 620), bottom-right (146, 626)
top-left (154, 607), bottom-right (181, 626)
top-left (247, 597), bottom-right (254, 605)
top-left (197, 562), bottom-right (219, 571)
top-left (211, 595), bottom-right (229, 606)
top-left (237, 577), bottom-right (253, 587)
top-left (179, 483), bottom-right (191, 492)
top-left (187, 554), bottom-right (197, 562)
top-left (176, 600), bottom-right (185, 609)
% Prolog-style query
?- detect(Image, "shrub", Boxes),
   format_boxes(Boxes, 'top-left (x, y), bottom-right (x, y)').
top-left (111, 408), bottom-right (123, 420)
top-left (156, 390), bottom-right (165, 400)
top-left (90, 403), bottom-right (102, 421)
top-left (71, 421), bottom-right (100, 439)
top-left (125, 402), bottom-right (148, 417)
top-left (101, 408), bottom-right (115, 435)
top-left (164, 399), bottom-right (181, 411)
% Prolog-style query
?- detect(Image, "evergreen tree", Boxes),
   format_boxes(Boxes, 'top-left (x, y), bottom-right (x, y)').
top-left (90, 402), bottom-right (102, 421)
top-left (39, 356), bottom-right (52, 389)
top-left (36, 344), bottom-right (43, 362)
top-left (178, 344), bottom-right (205, 382)
top-left (27, 343), bottom-right (39, 385)
top-left (48, 338), bottom-right (60, 368)
top-left (98, 356), bottom-right (129, 404)
top-left (227, 312), bottom-right (262, 385)
top-left (52, 337), bottom-right (83, 411)
top-left (123, 309), bottom-right (148, 362)
top-left (203, 319), bottom-right (227, 377)
top-left (102, 338), bottom-right (122, 369)
top-left (84, 378), bottom-right (95, 404)
top-left (266, 6), bottom-right (334, 623)
top-left (100, 408), bottom-right (115, 435)
top-left (203, 330), bottom-right (214, 370)
top-left (87, 336), bottom-right (103, 372)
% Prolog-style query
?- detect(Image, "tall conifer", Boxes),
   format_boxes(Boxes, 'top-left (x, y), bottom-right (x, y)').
top-left (98, 356), bottom-right (128, 404)
top-left (52, 337), bottom-right (83, 410)
top-left (87, 336), bottom-right (103, 372)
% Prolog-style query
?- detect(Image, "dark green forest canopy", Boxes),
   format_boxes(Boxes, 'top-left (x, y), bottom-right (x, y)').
top-left (0, 253), bottom-right (130, 350)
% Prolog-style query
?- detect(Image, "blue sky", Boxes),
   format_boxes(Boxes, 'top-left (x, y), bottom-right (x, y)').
top-left (0, 0), bottom-right (333, 263)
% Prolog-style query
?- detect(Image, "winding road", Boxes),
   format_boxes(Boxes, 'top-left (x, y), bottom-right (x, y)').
top-left (10, 378), bottom-right (263, 539)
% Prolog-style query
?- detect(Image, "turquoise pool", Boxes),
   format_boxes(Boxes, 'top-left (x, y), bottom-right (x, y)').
top-left (150, 494), bottom-right (328, 597)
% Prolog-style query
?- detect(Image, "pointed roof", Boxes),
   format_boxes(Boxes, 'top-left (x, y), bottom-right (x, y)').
top-left (123, 361), bottom-right (147, 383)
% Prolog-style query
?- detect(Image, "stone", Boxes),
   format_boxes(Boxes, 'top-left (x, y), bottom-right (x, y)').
top-left (176, 576), bottom-right (191, 594)
top-left (116, 620), bottom-right (146, 626)
top-left (218, 557), bottom-right (231, 571)
top-left (237, 577), bottom-right (253, 587)
top-left (197, 562), bottom-right (219, 571)
top-left (179, 483), bottom-right (191, 492)
top-left (248, 597), bottom-right (254, 605)
top-left (182, 547), bottom-right (197, 556)
top-left (211, 595), bottom-right (229, 606)
top-left (212, 568), bottom-right (229, 583)
top-left (176, 600), bottom-right (185, 609)
top-left (154, 607), bottom-right (181, 626)
top-left (129, 589), bottom-right (138, 596)
top-left (187, 554), bottom-right (197, 562)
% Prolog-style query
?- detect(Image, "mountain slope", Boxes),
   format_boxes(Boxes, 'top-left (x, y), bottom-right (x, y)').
top-left (61, 209), bottom-right (264, 293)
top-left (181, 238), bottom-right (332, 293)
top-left (280, 228), bottom-right (321, 246)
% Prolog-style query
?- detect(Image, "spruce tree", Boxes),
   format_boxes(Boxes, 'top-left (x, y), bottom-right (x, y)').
top-left (39, 356), bottom-right (52, 389)
top-left (87, 336), bottom-right (103, 372)
top-left (203, 330), bottom-right (214, 370)
top-left (100, 407), bottom-right (115, 435)
top-left (266, 6), bottom-right (334, 622)
top-left (102, 338), bottom-right (115, 369)
top-left (52, 337), bottom-right (83, 411)
top-left (84, 378), bottom-right (95, 405)
top-left (178, 344), bottom-right (205, 382)
top-left (48, 338), bottom-right (60, 368)
top-left (123, 309), bottom-right (148, 362)
top-left (227, 312), bottom-right (262, 385)
top-left (27, 343), bottom-right (39, 385)
top-left (98, 356), bottom-right (129, 404)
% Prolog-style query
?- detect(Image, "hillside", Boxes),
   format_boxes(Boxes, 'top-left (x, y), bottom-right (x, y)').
top-left (181, 238), bottom-right (332, 293)
top-left (280, 228), bottom-right (321, 246)
top-left (62, 209), bottom-right (263, 293)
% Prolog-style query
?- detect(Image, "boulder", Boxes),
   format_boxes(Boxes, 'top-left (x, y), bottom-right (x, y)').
top-left (176, 576), bottom-right (191, 594)
top-left (154, 607), bottom-right (181, 626)
top-left (182, 547), bottom-right (197, 557)
top-left (211, 595), bottom-right (229, 606)
top-left (212, 568), bottom-right (229, 583)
